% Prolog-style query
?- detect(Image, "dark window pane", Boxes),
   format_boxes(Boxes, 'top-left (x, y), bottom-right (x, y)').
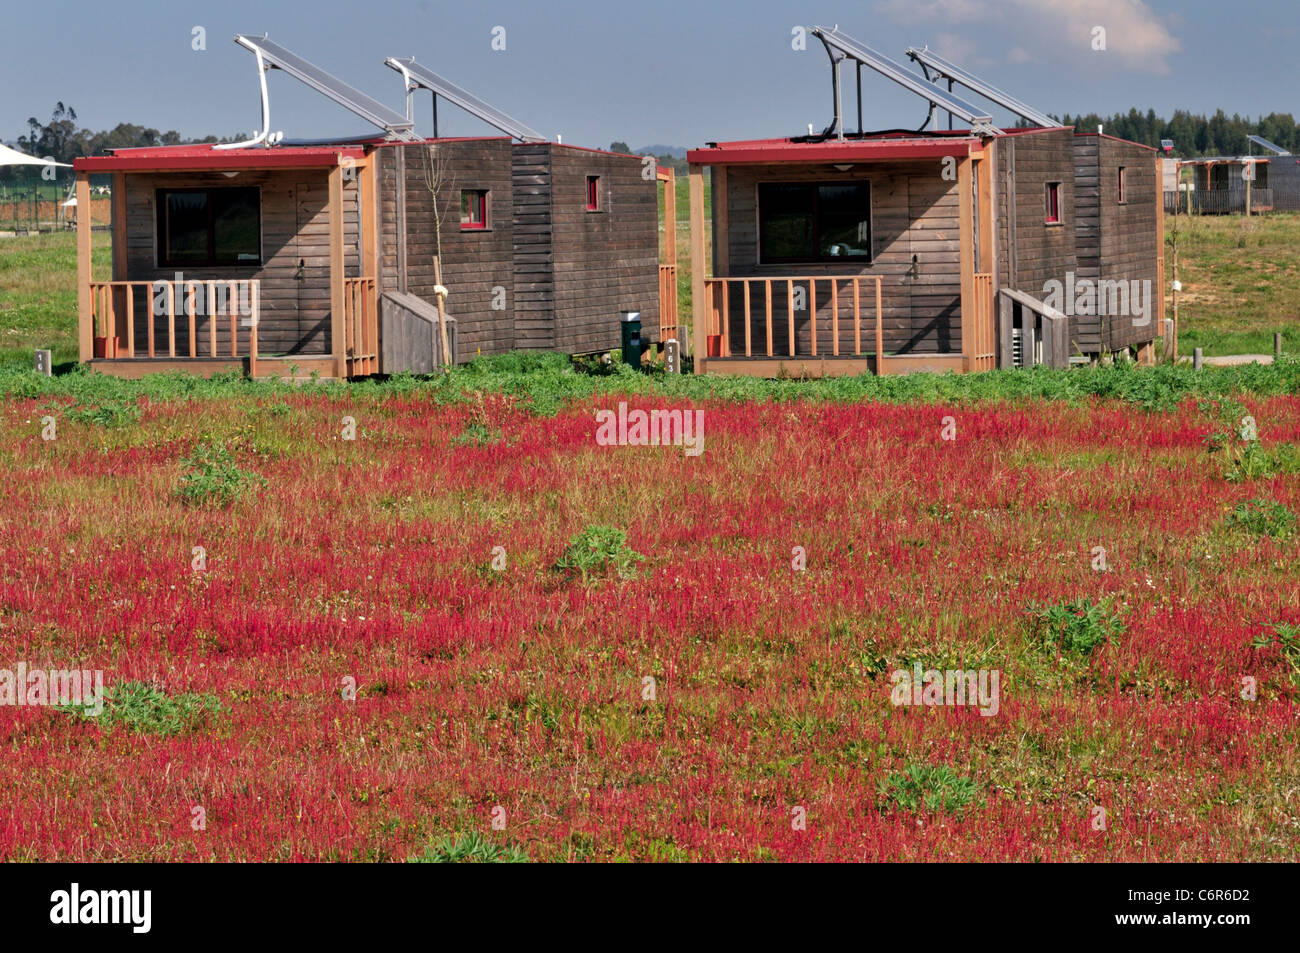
top-left (759, 184), bottom-right (815, 260)
top-left (817, 183), bottom-right (871, 258)
top-left (212, 189), bottom-right (260, 261)
top-left (165, 191), bottom-right (209, 264)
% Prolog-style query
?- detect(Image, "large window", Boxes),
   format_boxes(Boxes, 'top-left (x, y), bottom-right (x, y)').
top-left (758, 182), bottom-right (871, 263)
top-left (157, 188), bottom-right (260, 267)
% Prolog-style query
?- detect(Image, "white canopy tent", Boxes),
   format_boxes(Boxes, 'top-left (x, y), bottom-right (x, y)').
top-left (0, 143), bottom-right (74, 227)
top-left (0, 142), bottom-right (71, 168)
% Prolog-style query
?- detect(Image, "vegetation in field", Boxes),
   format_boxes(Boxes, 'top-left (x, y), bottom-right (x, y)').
top-left (1253, 624), bottom-right (1300, 690)
top-left (554, 524), bottom-right (644, 584)
top-left (879, 764), bottom-right (980, 816)
top-left (1166, 212), bottom-right (1300, 356)
top-left (407, 832), bottom-right (529, 863)
top-left (1224, 498), bottom-right (1297, 539)
top-left (1029, 598), bottom-right (1127, 658)
top-left (61, 680), bottom-right (226, 736)
top-left (176, 441), bottom-right (267, 507)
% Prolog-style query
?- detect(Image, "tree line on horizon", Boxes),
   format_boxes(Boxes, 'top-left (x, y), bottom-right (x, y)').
top-left (2, 103), bottom-right (235, 183)
top-left (1044, 108), bottom-right (1300, 157)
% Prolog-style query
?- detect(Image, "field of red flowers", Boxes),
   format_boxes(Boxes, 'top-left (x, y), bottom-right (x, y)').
top-left (1, 385), bottom-right (1297, 861)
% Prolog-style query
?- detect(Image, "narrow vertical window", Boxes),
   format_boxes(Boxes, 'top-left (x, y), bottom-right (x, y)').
top-left (1117, 166), bottom-right (1127, 204)
top-left (1045, 182), bottom-right (1062, 224)
top-left (586, 175), bottom-right (601, 211)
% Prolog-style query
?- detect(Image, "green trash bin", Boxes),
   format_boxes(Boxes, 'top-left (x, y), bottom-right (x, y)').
top-left (620, 311), bottom-right (642, 370)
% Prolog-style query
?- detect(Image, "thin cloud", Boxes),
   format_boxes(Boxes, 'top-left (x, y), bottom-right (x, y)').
top-left (873, 0), bottom-right (990, 26)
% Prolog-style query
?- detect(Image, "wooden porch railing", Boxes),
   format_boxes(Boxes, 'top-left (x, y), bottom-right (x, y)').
top-left (89, 279), bottom-right (259, 372)
top-left (342, 277), bottom-right (379, 377)
top-left (703, 276), bottom-right (885, 362)
top-left (659, 264), bottom-right (679, 343)
top-left (969, 272), bottom-right (996, 372)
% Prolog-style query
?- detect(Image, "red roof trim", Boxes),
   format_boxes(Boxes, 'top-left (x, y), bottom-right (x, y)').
top-left (73, 145), bottom-right (366, 172)
top-left (687, 136), bottom-right (982, 166)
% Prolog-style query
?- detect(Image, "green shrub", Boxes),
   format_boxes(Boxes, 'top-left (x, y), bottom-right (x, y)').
top-left (60, 680), bottom-right (225, 736)
top-left (176, 441), bottom-right (266, 507)
top-left (1030, 597), bottom-right (1125, 657)
top-left (1253, 623), bottom-right (1300, 689)
top-left (63, 399), bottom-right (142, 428)
top-left (1224, 498), bottom-right (1297, 539)
top-left (554, 525), bottom-right (644, 584)
top-left (879, 763), bottom-right (979, 815)
top-left (407, 832), bottom-right (529, 863)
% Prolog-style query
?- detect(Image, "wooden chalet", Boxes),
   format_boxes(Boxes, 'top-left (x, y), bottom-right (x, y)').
top-left (687, 28), bottom-right (1164, 377)
top-left (71, 36), bottom-right (669, 380)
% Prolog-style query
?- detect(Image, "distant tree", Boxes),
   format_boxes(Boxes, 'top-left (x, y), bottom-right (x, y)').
top-left (609, 140), bottom-right (631, 154)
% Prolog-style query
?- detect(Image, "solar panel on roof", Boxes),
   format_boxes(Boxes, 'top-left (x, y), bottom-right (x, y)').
top-left (235, 34), bottom-right (416, 139)
top-left (812, 27), bottom-right (999, 136)
top-left (384, 57), bottom-right (545, 142)
top-left (905, 46), bottom-right (1055, 128)
top-left (1247, 134), bottom-right (1291, 156)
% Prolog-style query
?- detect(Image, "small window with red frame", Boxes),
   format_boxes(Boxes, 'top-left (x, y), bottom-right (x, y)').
top-left (1045, 182), bottom-right (1062, 224)
top-left (586, 175), bottom-right (601, 212)
top-left (460, 190), bottom-right (488, 229)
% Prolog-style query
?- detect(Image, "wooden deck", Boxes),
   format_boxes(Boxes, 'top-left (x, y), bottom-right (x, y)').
top-left (699, 353), bottom-right (966, 378)
top-left (86, 355), bottom-right (339, 381)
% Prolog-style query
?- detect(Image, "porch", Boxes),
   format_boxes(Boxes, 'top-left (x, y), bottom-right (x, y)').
top-left (73, 145), bottom-right (381, 380)
top-left (686, 135), bottom-right (999, 377)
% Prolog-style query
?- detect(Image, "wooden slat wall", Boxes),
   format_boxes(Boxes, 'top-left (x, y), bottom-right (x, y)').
top-left (1096, 136), bottom-right (1160, 352)
top-left (511, 143), bottom-right (555, 351)
top-left (1071, 135), bottom-right (1103, 352)
top-left (377, 140), bottom-right (516, 359)
top-left (120, 169), bottom-right (357, 357)
top-left (721, 161), bottom-right (961, 355)
top-left (549, 146), bottom-right (659, 354)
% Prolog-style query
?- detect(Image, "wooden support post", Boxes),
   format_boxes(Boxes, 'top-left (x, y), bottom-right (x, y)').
top-left (809, 279), bottom-right (817, 357)
top-left (1193, 347), bottom-right (1203, 370)
top-left (111, 172), bottom-right (128, 345)
top-left (1154, 154), bottom-right (1166, 356)
top-left (361, 157), bottom-right (380, 376)
top-left (831, 279), bottom-right (839, 356)
top-left (853, 279), bottom-right (861, 355)
top-left (874, 277), bottom-right (883, 373)
top-left (328, 164), bottom-right (347, 378)
top-left (249, 281), bottom-right (259, 379)
top-left (765, 279), bottom-right (773, 357)
top-left (187, 283), bottom-right (197, 358)
top-left (743, 279), bottom-right (751, 357)
top-left (1276, 331), bottom-right (1283, 359)
top-left (787, 279), bottom-right (795, 357)
top-left (688, 164), bottom-right (707, 369)
top-left (76, 172), bottom-right (92, 362)
top-left (957, 157), bottom-right (976, 372)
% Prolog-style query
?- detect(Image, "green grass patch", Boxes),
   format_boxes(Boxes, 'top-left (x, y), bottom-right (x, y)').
top-left (1224, 498), bottom-right (1297, 539)
top-left (60, 680), bottom-right (225, 736)
top-left (879, 763), bottom-right (980, 815)
top-left (554, 524), bottom-right (644, 584)
top-left (407, 831), bottom-right (529, 863)
top-left (176, 441), bottom-right (267, 507)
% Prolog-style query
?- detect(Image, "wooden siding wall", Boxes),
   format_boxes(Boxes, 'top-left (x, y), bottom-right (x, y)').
top-left (1071, 136), bottom-right (1103, 352)
top-left (120, 170), bottom-right (358, 356)
top-left (720, 161), bottom-right (962, 355)
top-left (549, 146), bottom-right (659, 354)
top-left (994, 129), bottom-right (1080, 350)
top-left (1096, 137), bottom-right (1159, 352)
top-left (511, 143), bottom-right (554, 350)
top-left (378, 140), bottom-right (516, 359)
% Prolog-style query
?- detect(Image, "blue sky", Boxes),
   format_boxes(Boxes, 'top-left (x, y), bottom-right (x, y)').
top-left (4, 0), bottom-right (1298, 150)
